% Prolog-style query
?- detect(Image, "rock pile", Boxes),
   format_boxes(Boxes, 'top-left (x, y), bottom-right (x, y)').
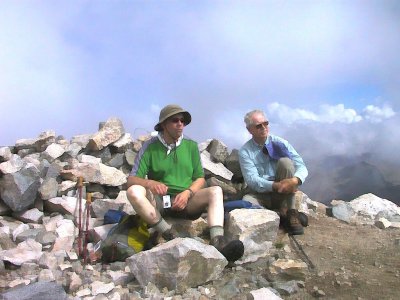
top-left (0, 117), bottom-right (398, 299)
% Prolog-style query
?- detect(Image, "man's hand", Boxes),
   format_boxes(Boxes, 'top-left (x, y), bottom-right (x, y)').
top-left (171, 190), bottom-right (191, 211)
top-left (147, 180), bottom-right (168, 195)
top-left (273, 178), bottom-right (299, 194)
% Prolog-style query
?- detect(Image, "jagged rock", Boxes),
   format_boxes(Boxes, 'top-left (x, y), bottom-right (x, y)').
top-left (328, 200), bottom-right (355, 223)
top-left (106, 153), bottom-right (125, 169)
top-left (0, 281), bottom-right (68, 300)
top-left (201, 151), bottom-right (233, 181)
top-left (198, 139), bottom-right (212, 152)
top-left (108, 270), bottom-right (135, 286)
top-left (269, 259), bottom-right (308, 280)
top-left (0, 163), bottom-right (41, 212)
top-left (0, 147), bottom-right (12, 163)
top-left (15, 228), bottom-right (44, 244)
top-left (38, 269), bottom-right (55, 282)
top-left (12, 223), bottom-right (30, 242)
top-left (0, 232), bottom-right (16, 250)
top-left (34, 130), bottom-right (57, 152)
top-left (0, 155), bottom-right (25, 174)
top-left (329, 194), bottom-right (400, 225)
top-left (225, 149), bottom-right (243, 178)
top-left (90, 199), bottom-right (125, 219)
top-left (166, 217), bottom-right (208, 238)
top-left (273, 280), bottom-right (300, 295)
top-left (114, 191), bottom-right (136, 215)
top-left (0, 201), bottom-right (12, 216)
top-left (38, 251), bottom-right (65, 270)
top-left (12, 208), bottom-right (44, 224)
top-left (250, 287), bottom-right (283, 300)
top-left (90, 224), bottom-right (115, 243)
top-left (226, 208), bottom-right (279, 263)
top-left (69, 272), bottom-right (82, 292)
top-left (127, 238), bottom-right (228, 292)
top-left (42, 214), bottom-right (64, 232)
top-left (70, 134), bottom-right (92, 148)
top-left (87, 118), bottom-right (125, 151)
top-left (349, 193), bottom-right (400, 219)
top-left (207, 177), bottom-right (237, 198)
top-left (375, 217), bottom-right (391, 229)
top-left (41, 143), bottom-right (65, 162)
top-left (60, 162), bottom-right (127, 186)
top-left (14, 139), bottom-right (36, 152)
top-left (91, 280), bottom-right (115, 296)
top-left (124, 149), bottom-right (136, 166)
top-left (80, 154), bottom-right (101, 164)
top-left (35, 231), bottom-right (57, 246)
top-left (55, 219), bottom-right (75, 238)
top-left (111, 133), bottom-right (133, 153)
top-left (58, 180), bottom-right (76, 196)
top-left (63, 143), bottom-right (82, 159)
top-left (208, 139), bottom-right (229, 164)
top-left (0, 239), bottom-right (43, 266)
top-left (39, 160), bottom-right (62, 179)
top-left (38, 177), bottom-right (58, 200)
top-left (44, 196), bottom-right (86, 219)
top-left (52, 236), bottom-right (74, 252)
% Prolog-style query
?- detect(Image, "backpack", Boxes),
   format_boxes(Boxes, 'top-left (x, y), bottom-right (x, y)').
top-left (99, 214), bottom-right (151, 263)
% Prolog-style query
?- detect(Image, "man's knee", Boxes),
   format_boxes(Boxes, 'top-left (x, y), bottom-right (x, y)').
top-left (276, 157), bottom-right (295, 179)
top-left (126, 185), bottom-right (146, 205)
top-left (204, 186), bottom-right (223, 202)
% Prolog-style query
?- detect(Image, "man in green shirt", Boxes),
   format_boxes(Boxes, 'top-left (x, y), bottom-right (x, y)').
top-left (127, 104), bottom-right (244, 262)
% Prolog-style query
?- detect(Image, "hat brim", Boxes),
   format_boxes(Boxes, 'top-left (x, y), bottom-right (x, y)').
top-left (154, 111), bottom-right (191, 131)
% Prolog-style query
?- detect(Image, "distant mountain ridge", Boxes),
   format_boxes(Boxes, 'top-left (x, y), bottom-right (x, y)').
top-left (303, 153), bottom-right (400, 205)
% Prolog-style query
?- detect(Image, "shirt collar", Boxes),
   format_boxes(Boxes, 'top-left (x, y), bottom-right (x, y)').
top-left (158, 133), bottom-right (183, 155)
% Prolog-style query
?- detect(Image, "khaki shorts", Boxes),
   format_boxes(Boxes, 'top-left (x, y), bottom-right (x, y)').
top-left (152, 193), bottom-right (203, 220)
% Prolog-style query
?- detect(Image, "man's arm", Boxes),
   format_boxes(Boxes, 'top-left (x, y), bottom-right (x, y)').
top-left (172, 177), bottom-right (206, 210)
top-left (238, 149), bottom-right (274, 193)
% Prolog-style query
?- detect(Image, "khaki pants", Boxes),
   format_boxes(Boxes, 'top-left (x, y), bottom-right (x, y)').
top-left (243, 157), bottom-right (296, 210)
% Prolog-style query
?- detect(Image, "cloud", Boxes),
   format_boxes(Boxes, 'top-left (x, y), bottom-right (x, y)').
top-left (264, 102), bottom-right (397, 126)
top-left (363, 104), bottom-right (396, 122)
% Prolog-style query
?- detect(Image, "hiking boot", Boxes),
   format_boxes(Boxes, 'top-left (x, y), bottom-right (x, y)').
top-left (298, 212), bottom-right (308, 227)
top-left (287, 209), bottom-right (304, 235)
top-left (161, 228), bottom-right (179, 241)
top-left (210, 236), bottom-right (244, 262)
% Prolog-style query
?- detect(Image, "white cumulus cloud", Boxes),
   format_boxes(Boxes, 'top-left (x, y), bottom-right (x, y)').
top-left (363, 104), bottom-right (396, 123)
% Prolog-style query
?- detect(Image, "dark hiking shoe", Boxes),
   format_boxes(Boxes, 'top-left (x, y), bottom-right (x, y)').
top-left (210, 236), bottom-right (244, 262)
top-left (161, 228), bottom-right (179, 241)
top-left (287, 209), bottom-right (304, 235)
top-left (161, 228), bottom-right (190, 241)
top-left (298, 212), bottom-right (309, 227)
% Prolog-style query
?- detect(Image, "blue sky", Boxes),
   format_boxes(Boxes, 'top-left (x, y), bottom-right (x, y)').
top-left (1, 0), bottom-right (399, 163)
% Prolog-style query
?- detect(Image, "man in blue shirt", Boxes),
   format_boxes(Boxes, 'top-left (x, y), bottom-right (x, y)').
top-left (238, 109), bottom-right (308, 235)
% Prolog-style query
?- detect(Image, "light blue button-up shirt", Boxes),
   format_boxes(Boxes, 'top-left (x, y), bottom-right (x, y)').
top-left (239, 134), bottom-right (308, 193)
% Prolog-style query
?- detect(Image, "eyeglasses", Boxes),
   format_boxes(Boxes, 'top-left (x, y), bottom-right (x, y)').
top-left (170, 117), bottom-right (186, 125)
top-left (254, 121), bottom-right (269, 129)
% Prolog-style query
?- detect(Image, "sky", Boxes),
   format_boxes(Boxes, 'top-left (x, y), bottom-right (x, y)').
top-left (1, 1), bottom-right (399, 168)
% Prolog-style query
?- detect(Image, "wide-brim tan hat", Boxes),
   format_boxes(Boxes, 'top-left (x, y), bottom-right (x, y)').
top-left (154, 104), bottom-right (192, 131)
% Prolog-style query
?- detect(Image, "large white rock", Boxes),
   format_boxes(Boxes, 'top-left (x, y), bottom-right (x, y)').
top-left (127, 238), bottom-right (227, 292)
top-left (225, 208), bottom-right (280, 263)
top-left (201, 151), bottom-right (233, 181)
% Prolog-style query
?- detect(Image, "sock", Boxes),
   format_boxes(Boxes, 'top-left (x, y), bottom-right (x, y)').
top-left (152, 218), bottom-right (171, 233)
top-left (210, 225), bottom-right (224, 240)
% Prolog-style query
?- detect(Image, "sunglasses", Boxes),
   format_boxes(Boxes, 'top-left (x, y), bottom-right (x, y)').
top-left (254, 121), bottom-right (269, 129)
top-left (170, 117), bottom-right (186, 125)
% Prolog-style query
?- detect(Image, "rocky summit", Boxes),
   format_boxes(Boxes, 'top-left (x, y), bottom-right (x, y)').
top-left (0, 118), bottom-right (399, 299)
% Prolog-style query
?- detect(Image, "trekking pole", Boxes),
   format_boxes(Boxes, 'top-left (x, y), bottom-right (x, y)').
top-left (83, 192), bottom-right (92, 265)
top-left (76, 176), bottom-right (84, 257)
top-left (289, 234), bottom-right (315, 270)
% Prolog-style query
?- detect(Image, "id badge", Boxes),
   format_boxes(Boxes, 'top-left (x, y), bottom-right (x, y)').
top-left (163, 195), bottom-right (171, 208)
